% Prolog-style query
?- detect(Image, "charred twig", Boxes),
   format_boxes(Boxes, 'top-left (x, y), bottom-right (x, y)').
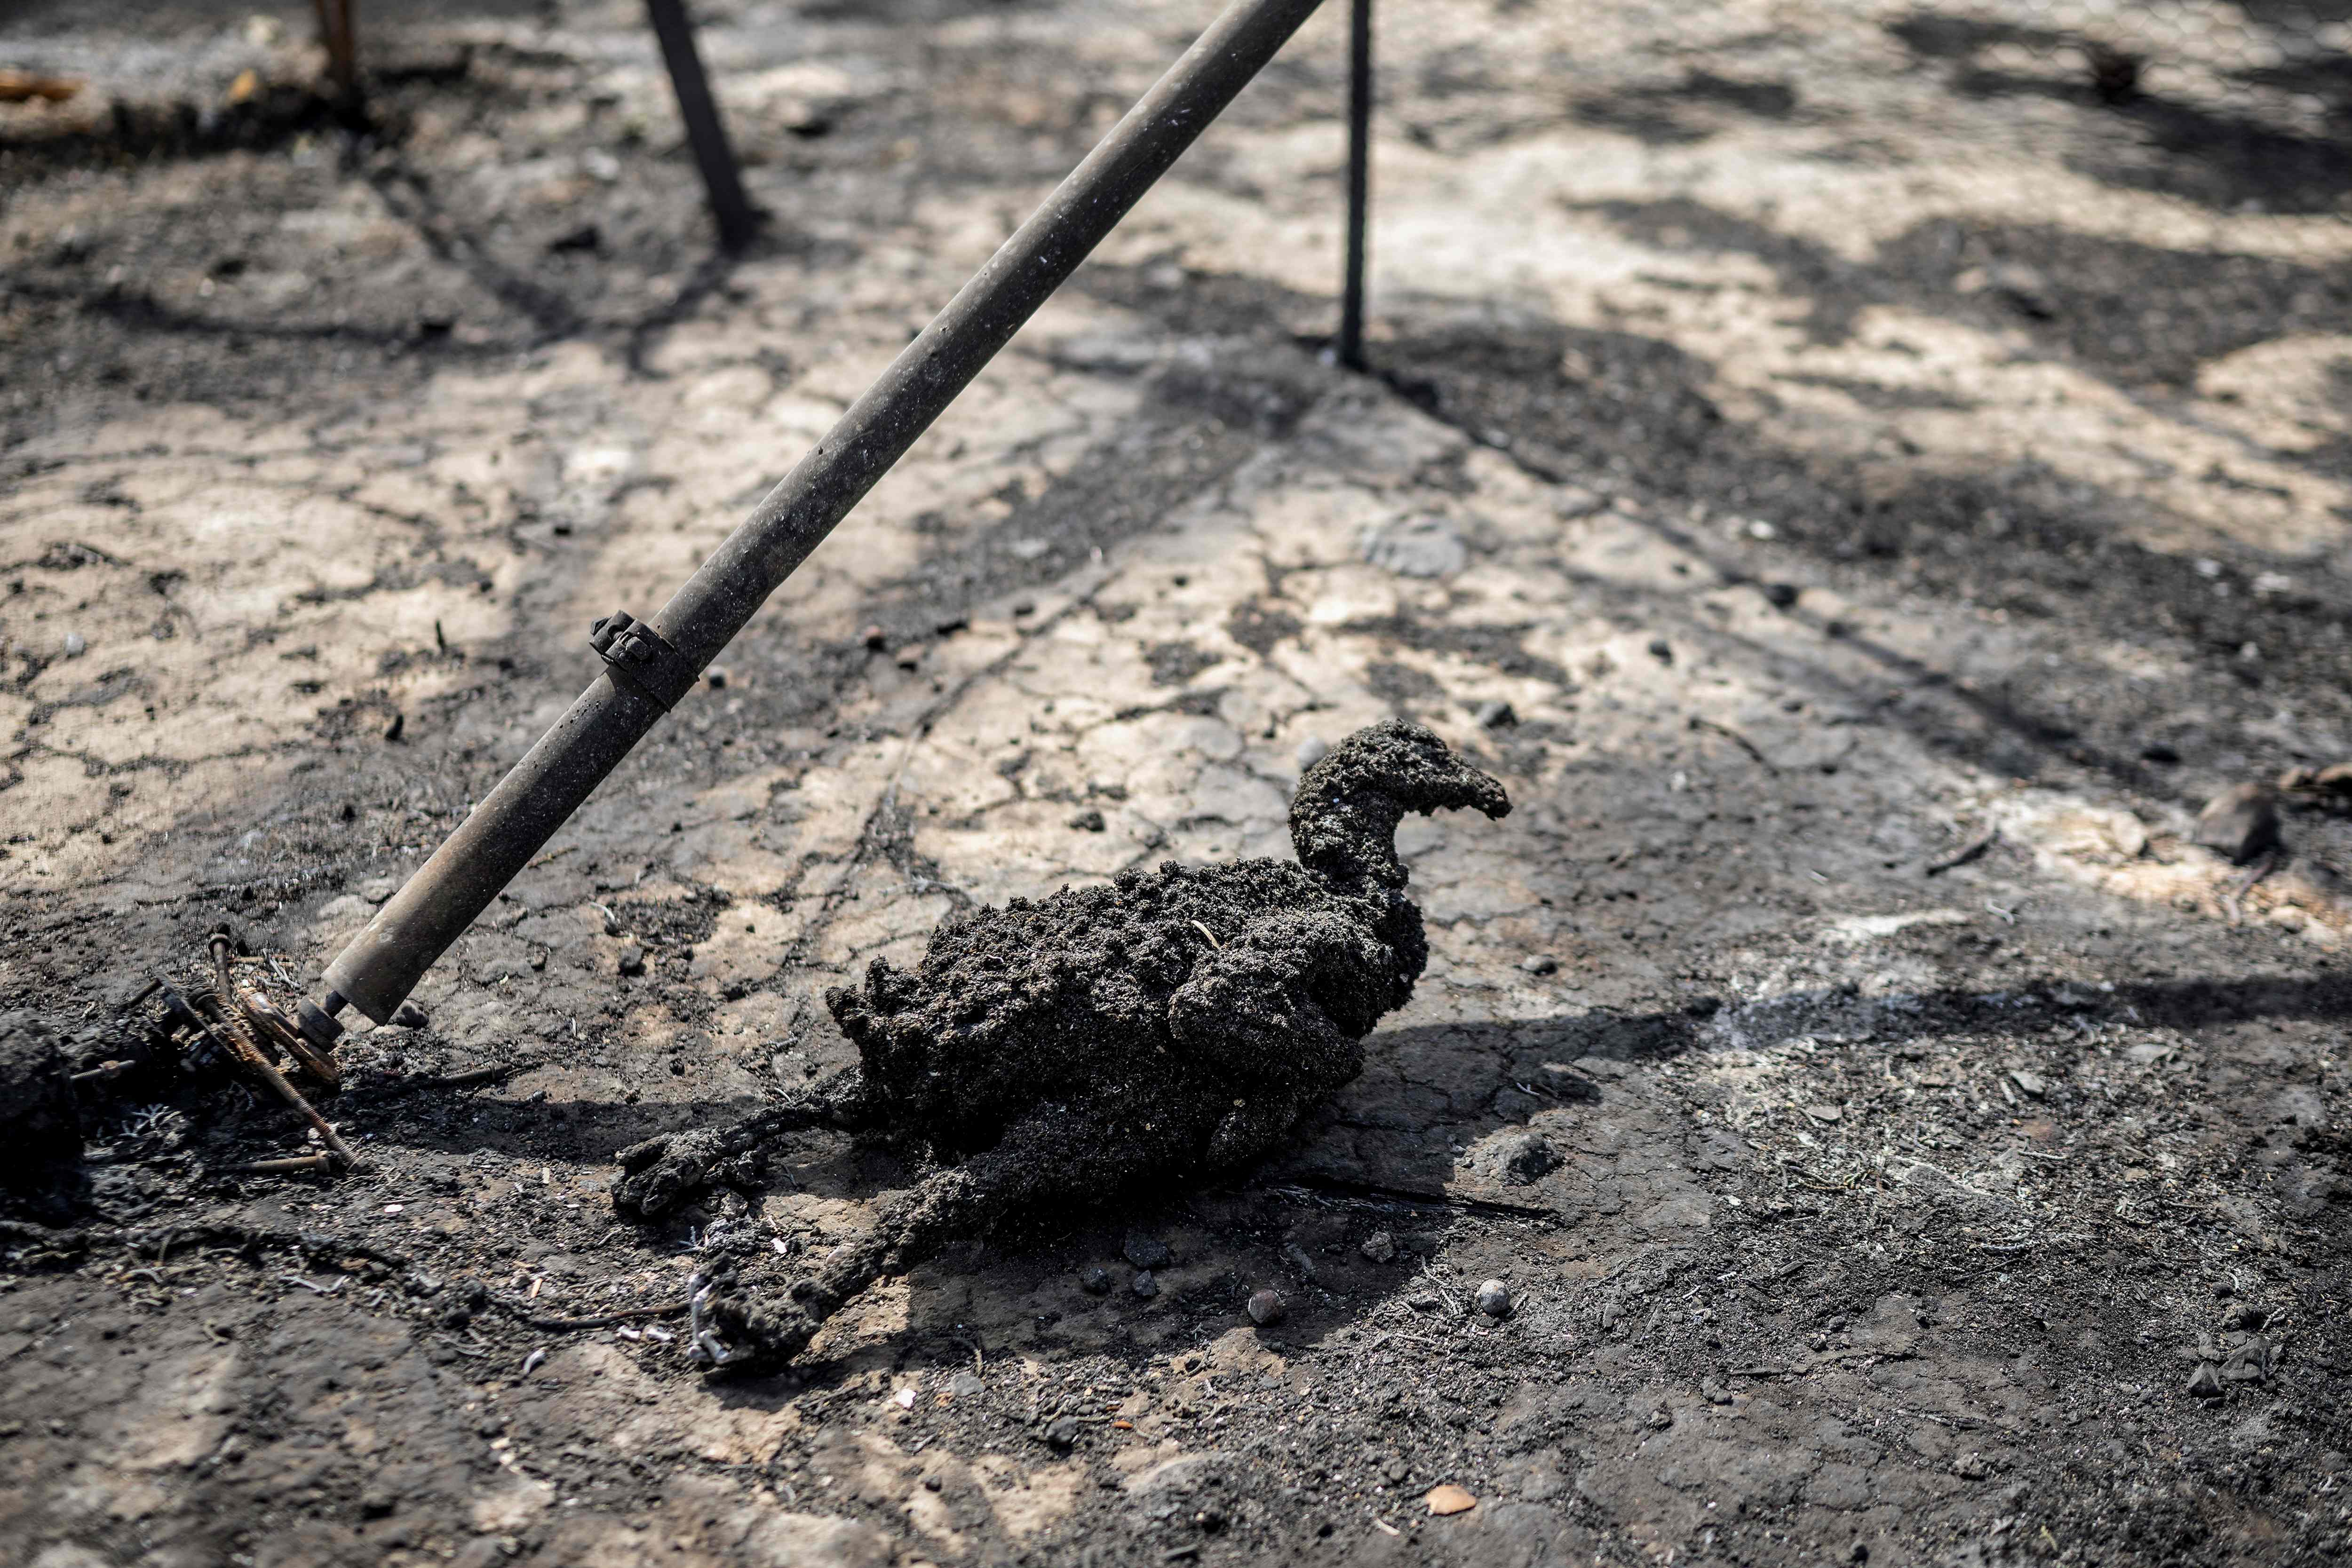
top-left (1926, 829), bottom-right (1999, 876)
top-left (232, 1154), bottom-right (337, 1175)
top-left (490, 1294), bottom-right (691, 1332)
top-left (1260, 1177), bottom-right (1560, 1222)
top-left (1689, 715), bottom-right (1779, 774)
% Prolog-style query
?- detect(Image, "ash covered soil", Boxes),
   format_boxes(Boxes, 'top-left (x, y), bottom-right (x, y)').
top-left (4, 0), bottom-right (2352, 1565)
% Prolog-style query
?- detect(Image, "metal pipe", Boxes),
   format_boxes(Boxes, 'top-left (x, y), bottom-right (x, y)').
top-left (313, 0), bottom-right (1330, 1031)
top-left (644, 0), bottom-right (760, 253)
top-left (1337, 0), bottom-right (1371, 370)
top-left (311, 0), bottom-right (362, 122)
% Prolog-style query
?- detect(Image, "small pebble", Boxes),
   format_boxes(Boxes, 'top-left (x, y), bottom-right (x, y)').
top-left (1131, 1270), bottom-right (1159, 1299)
top-left (1068, 808), bottom-right (1105, 833)
top-left (705, 668), bottom-right (728, 690)
top-left (1425, 1483), bottom-right (1477, 1516)
top-left (62, 632), bottom-right (86, 658)
top-left (1080, 1267), bottom-right (1112, 1296)
top-left (1493, 1130), bottom-right (1558, 1186)
top-left (1360, 1230), bottom-right (1397, 1264)
top-left (1519, 954), bottom-right (1557, 975)
top-left (1475, 700), bottom-right (1517, 730)
top-left (1763, 582), bottom-right (1799, 609)
top-left (1246, 1289), bottom-right (1286, 1327)
top-left (1296, 736), bottom-right (1330, 769)
top-left (1122, 1233), bottom-right (1171, 1270)
top-left (1043, 1416), bottom-right (1082, 1451)
top-left (1474, 1279), bottom-right (1512, 1318)
top-left (2185, 1362), bottom-right (2224, 1399)
top-left (617, 944), bottom-right (646, 977)
top-left (2194, 783), bottom-right (2280, 865)
top-left (390, 1002), bottom-right (429, 1029)
top-left (1647, 637), bottom-right (1672, 663)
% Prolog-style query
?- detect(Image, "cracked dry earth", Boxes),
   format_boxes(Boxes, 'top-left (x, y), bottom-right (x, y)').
top-left (6, 0), bottom-right (2352, 1564)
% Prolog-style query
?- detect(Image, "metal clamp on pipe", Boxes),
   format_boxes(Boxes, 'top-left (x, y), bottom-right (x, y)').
top-left (590, 612), bottom-right (700, 711)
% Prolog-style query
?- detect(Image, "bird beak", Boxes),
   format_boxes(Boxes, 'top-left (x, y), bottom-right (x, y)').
top-left (1425, 749), bottom-right (1511, 821)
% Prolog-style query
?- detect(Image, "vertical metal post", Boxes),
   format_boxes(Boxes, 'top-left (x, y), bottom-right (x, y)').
top-left (1337, 0), bottom-right (1372, 370)
top-left (644, 0), bottom-right (760, 253)
top-left (312, 0), bottom-right (363, 122)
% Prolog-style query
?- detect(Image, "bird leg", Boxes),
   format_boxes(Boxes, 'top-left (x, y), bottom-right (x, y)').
top-left (685, 1098), bottom-right (1186, 1372)
top-left (612, 1067), bottom-right (872, 1218)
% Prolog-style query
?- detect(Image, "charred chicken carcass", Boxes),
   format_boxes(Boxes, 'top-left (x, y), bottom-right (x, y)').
top-left (612, 719), bottom-right (1509, 1370)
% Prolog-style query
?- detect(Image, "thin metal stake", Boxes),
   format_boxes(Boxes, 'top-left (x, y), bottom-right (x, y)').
top-left (311, 0), bottom-right (363, 122)
top-left (1337, 0), bottom-right (1372, 370)
top-left (644, 0), bottom-right (760, 253)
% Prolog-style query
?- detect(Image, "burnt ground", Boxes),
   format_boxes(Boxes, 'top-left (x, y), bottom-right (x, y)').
top-left (3, 0), bottom-right (2352, 1565)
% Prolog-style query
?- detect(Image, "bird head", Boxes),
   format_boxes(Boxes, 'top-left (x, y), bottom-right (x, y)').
top-left (1290, 721), bottom-right (1510, 888)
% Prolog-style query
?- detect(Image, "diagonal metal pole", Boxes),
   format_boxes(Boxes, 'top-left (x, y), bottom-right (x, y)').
top-left (1336, 0), bottom-right (1372, 370)
top-left (297, 0), bottom-right (1331, 1047)
top-left (644, 0), bottom-right (760, 252)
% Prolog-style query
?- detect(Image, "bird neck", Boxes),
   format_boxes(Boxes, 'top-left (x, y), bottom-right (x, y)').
top-left (1290, 788), bottom-right (1411, 891)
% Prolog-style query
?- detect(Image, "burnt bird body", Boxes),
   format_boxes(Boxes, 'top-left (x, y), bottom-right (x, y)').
top-left (611, 720), bottom-right (1510, 1371)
